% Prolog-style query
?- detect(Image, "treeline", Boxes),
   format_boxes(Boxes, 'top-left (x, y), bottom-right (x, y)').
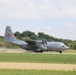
top-left (0, 31), bottom-right (76, 50)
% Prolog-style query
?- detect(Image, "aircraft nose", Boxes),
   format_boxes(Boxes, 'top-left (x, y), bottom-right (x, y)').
top-left (66, 46), bottom-right (69, 49)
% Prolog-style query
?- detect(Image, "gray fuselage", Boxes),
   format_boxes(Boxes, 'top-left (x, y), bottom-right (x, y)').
top-left (14, 41), bottom-right (69, 52)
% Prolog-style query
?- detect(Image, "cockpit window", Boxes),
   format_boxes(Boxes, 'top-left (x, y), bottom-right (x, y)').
top-left (62, 46), bottom-right (64, 47)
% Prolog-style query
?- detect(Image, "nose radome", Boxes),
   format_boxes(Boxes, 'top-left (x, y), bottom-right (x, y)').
top-left (66, 46), bottom-right (69, 49)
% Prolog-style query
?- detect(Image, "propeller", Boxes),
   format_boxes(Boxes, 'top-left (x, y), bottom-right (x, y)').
top-left (42, 38), bottom-right (47, 47)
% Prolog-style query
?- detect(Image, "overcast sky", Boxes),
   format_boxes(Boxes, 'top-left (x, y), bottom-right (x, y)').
top-left (0, 0), bottom-right (76, 40)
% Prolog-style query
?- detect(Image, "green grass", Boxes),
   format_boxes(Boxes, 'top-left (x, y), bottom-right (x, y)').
top-left (0, 69), bottom-right (76, 75)
top-left (64, 50), bottom-right (76, 53)
top-left (0, 53), bottom-right (76, 64)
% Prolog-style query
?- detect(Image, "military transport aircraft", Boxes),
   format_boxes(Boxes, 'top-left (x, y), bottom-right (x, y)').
top-left (4, 26), bottom-right (69, 53)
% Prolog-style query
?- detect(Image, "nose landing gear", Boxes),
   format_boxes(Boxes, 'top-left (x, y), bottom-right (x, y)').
top-left (59, 51), bottom-right (62, 53)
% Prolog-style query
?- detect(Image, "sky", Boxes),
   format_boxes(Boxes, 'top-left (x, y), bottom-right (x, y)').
top-left (0, 0), bottom-right (76, 40)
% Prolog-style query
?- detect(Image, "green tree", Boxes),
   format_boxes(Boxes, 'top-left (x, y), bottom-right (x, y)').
top-left (21, 31), bottom-right (37, 39)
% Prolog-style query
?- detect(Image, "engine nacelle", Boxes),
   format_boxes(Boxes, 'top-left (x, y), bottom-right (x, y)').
top-left (39, 45), bottom-right (47, 50)
top-left (35, 40), bottom-right (43, 44)
top-left (34, 45), bottom-right (47, 52)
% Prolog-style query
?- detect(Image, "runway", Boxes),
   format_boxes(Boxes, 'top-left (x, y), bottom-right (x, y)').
top-left (0, 62), bottom-right (76, 71)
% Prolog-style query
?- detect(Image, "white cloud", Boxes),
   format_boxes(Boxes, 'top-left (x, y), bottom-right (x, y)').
top-left (0, 0), bottom-right (76, 19)
top-left (24, 25), bottom-right (53, 35)
top-left (65, 22), bottom-right (75, 28)
top-left (52, 22), bottom-right (76, 40)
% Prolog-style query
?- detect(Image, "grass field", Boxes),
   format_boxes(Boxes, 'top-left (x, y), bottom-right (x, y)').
top-left (64, 50), bottom-right (76, 53)
top-left (0, 53), bottom-right (76, 64)
top-left (0, 48), bottom-right (76, 53)
top-left (0, 69), bottom-right (76, 75)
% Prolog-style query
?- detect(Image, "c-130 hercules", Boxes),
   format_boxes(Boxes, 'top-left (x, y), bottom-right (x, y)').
top-left (4, 26), bottom-right (69, 53)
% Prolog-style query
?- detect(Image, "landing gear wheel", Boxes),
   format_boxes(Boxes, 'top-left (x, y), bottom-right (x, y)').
top-left (40, 50), bottom-right (43, 53)
top-left (34, 50), bottom-right (43, 53)
top-left (59, 51), bottom-right (62, 53)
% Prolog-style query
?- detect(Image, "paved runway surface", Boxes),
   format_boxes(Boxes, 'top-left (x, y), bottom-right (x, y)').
top-left (0, 62), bottom-right (76, 71)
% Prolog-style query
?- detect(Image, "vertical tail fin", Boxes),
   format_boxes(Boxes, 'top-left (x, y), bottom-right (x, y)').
top-left (4, 26), bottom-right (16, 42)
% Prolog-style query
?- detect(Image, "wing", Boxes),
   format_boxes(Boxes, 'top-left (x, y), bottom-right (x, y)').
top-left (25, 39), bottom-right (43, 47)
top-left (25, 39), bottom-right (36, 44)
